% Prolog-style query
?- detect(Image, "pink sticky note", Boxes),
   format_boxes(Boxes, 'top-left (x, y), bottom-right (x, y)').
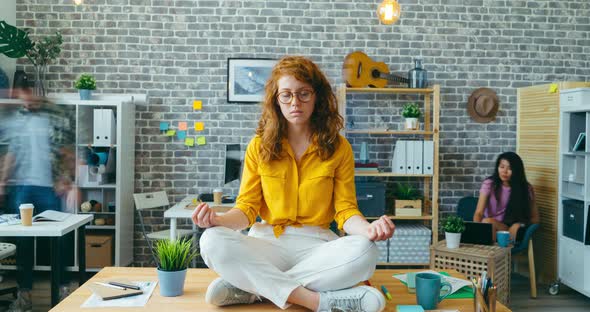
top-left (179, 122), bottom-right (188, 131)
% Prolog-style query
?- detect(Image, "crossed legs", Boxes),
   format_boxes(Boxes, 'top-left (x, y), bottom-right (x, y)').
top-left (199, 226), bottom-right (378, 310)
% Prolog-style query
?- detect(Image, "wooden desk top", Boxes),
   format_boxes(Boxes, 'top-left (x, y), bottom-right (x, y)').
top-left (50, 267), bottom-right (511, 312)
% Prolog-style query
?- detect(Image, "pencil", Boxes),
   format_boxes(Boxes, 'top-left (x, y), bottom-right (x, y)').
top-left (380, 285), bottom-right (392, 300)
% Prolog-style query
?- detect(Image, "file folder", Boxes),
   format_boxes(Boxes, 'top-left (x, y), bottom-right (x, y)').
top-left (392, 141), bottom-right (407, 174)
top-left (423, 140), bottom-right (434, 175)
top-left (93, 109), bottom-right (117, 146)
top-left (412, 140), bottom-right (423, 174)
top-left (405, 140), bottom-right (414, 173)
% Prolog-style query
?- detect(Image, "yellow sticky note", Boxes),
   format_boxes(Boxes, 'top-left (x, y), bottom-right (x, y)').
top-left (194, 122), bottom-right (204, 131)
top-left (193, 100), bottom-right (202, 110)
top-left (166, 130), bottom-right (176, 136)
top-left (185, 137), bottom-right (195, 147)
top-left (179, 122), bottom-right (188, 131)
top-left (197, 136), bottom-right (206, 145)
top-left (548, 83), bottom-right (558, 93)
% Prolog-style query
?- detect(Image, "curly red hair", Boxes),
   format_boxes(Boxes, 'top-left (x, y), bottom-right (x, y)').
top-left (256, 56), bottom-right (343, 162)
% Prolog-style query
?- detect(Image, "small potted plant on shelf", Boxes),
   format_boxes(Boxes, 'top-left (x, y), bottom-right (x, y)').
top-left (154, 238), bottom-right (198, 297)
top-left (442, 215), bottom-right (465, 249)
top-left (394, 183), bottom-right (422, 216)
top-left (401, 102), bottom-right (421, 130)
top-left (75, 73), bottom-right (96, 100)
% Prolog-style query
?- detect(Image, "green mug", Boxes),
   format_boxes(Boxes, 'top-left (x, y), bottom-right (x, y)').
top-left (415, 273), bottom-right (452, 310)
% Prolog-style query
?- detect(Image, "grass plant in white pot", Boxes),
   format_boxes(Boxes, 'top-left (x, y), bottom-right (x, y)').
top-left (401, 102), bottom-right (421, 130)
top-left (442, 215), bottom-right (465, 249)
top-left (154, 238), bottom-right (198, 297)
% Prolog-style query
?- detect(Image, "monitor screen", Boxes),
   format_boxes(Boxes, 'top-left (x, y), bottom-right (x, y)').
top-left (224, 144), bottom-right (243, 185)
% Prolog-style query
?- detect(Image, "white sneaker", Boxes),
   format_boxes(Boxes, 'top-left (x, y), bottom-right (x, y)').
top-left (317, 286), bottom-right (385, 312)
top-left (205, 278), bottom-right (258, 306)
top-left (6, 290), bottom-right (32, 312)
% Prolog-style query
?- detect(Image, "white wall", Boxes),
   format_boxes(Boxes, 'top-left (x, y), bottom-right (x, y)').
top-left (0, 0), bottom-right (16, 93)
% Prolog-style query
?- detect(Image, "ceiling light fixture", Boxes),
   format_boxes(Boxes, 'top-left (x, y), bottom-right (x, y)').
top-left (377, 0), bottom-right (401, 25)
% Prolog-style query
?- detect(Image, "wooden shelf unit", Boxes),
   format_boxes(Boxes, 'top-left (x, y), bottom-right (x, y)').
top-left (336, 84), bottom-right (440, 266)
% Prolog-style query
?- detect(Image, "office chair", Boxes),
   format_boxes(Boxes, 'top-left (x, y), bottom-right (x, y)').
top-left (456, 196), bottom-right (538, 298)
top-left (133, 191), bottom-right (198, 265)
top-left (0, 243), bottom-right (18, 306)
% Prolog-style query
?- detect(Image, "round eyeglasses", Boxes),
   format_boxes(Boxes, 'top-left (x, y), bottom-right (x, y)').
top-left (277, 90), bottom-right (315, 105)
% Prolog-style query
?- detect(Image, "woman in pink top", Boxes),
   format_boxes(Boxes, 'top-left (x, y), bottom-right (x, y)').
top-left (473, 152), bottom-right (540, 241)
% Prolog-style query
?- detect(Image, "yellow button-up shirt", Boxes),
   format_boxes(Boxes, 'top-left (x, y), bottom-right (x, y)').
top-left (234, 135), bottom-right (363, 237)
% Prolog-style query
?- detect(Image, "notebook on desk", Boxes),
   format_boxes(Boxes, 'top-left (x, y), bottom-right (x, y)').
top-left (87, 282), bottom-right (143, 300)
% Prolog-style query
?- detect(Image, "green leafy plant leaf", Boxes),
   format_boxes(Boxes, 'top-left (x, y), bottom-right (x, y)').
top-left (401, 102), bottom-right (422, 118)
top-left (442, 215), bottom-right (465, 233)
top-left (394, 183), bottom-right (422, 200)
top-left (155, 238), bottom-right (199, 272)
top-left (75, 73), bottom-right (97, 90)
top-left (0, 20), bottom-right (33, 59)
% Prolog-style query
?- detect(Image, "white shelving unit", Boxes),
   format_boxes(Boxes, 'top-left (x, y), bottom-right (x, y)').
top-left (558, 87), bottom-right (590, 298)
top-left (336, 84), bottom-right (440, 266)
top-left (0, 93), bottom-right (143, 271)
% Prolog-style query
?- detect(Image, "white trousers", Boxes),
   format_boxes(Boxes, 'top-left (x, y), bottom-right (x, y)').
top-left (200, 223), bottom-right (378, 309)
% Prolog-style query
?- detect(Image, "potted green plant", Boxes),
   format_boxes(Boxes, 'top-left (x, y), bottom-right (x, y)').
top-left (442, 215), bottom-right (465, 249)
top-left (154, 238), bottom-right (198, 297)
top-left (394, 183), bottom-right (422, 216)
top-left (401, 102), bottom-right (422, 130)
top-left (0, 21), bottom-right (62, 97)
top-left (75, 74), bottom-right (96, 100)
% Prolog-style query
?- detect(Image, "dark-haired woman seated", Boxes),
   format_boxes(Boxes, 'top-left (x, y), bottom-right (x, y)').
top-left (473, 152), bottom-right (539, 242)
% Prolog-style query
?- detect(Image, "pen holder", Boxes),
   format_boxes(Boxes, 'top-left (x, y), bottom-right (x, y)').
top-left (474, 286), bottom-right (496, 312)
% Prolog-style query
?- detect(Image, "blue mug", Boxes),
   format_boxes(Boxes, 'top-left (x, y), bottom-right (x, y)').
top-left (415, 273), bottom-right (452, 310)
top-left (497, 231), bottom-right (510, 247)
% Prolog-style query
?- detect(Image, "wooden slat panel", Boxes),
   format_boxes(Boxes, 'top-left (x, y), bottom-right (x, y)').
top-left (516, 81), bottom-right (590, 284)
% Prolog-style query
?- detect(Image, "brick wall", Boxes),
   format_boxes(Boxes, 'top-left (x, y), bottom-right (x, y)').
top-left (15, 0), bottom-right (590, 265)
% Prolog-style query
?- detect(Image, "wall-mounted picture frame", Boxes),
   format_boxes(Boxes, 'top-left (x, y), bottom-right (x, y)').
top-left (227, 58), bottom-right (277, 103)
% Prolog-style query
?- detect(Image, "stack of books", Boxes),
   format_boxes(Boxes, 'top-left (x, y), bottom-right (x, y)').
top-left (355, 162), bottom-right (379, 174)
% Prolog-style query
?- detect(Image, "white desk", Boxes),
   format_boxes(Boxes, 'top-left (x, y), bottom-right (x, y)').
top-left (164, 195), bottom-right (232, 240)
top-left (0, 214), bottom-right (93, 307)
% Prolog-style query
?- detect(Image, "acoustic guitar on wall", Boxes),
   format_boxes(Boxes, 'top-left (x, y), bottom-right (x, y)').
top-left (342, 51), bottom-right (409, 88)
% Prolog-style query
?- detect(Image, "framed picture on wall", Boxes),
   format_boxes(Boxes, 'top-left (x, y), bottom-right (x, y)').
top-left (227, 58), bottom-right (277, 103)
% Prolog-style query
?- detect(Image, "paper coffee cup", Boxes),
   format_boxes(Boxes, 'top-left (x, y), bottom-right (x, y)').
top-left (19, 203), bottom-right (34, 226)
top-left (213, 188), bottom-right (223, 205)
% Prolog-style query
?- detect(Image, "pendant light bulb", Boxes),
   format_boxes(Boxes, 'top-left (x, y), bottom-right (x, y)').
top-left (377, 0), bottom-right (401, 25)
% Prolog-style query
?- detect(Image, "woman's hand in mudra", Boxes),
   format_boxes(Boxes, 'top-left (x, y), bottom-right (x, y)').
top-left (191, 202), bottom-right (217, 228)
top-left (366, 215), bottom-right (395, 241)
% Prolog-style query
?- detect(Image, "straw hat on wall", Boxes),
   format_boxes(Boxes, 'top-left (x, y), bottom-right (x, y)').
top-left (467, 88), bottom-right (499, 123)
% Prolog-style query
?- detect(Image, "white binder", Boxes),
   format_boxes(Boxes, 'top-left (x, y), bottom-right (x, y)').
top-left (423, 140), bottom-right (434, 175)
top-left (405, 140), bottom-right (414, 173)
top-left (392, 140), bottom-right (407, 174)
top-left (93, 109), bottom-right (117, 146)
top-left (412, 140), bottom-right (423, 174)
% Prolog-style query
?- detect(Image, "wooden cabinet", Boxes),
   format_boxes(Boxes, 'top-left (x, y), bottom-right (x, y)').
top-left (336, 84), bottom-right (440, 265)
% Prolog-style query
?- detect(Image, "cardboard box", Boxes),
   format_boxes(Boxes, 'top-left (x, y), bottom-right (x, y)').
top-left (86, 234), bottom-right (113, 268)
